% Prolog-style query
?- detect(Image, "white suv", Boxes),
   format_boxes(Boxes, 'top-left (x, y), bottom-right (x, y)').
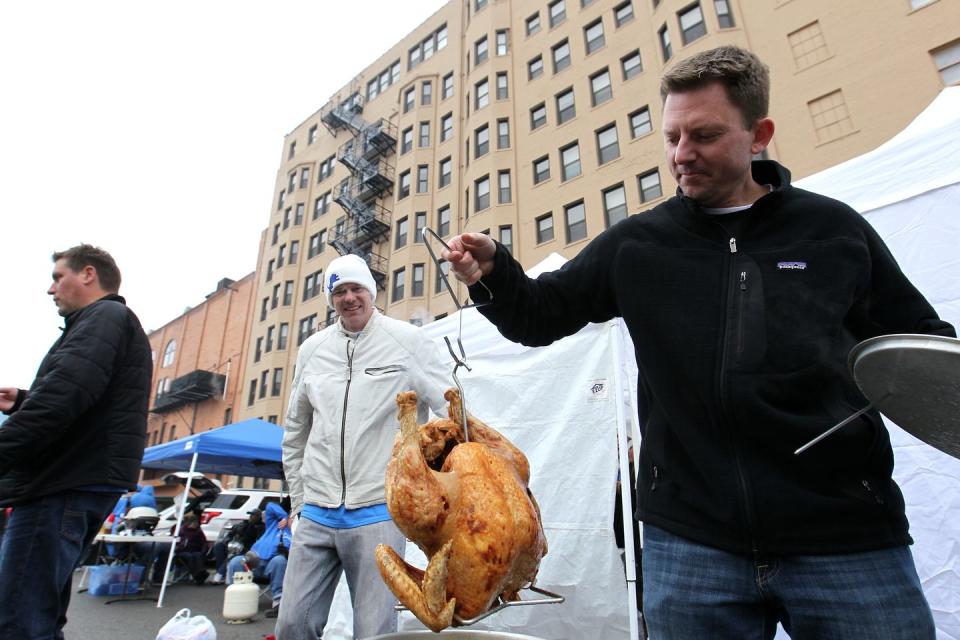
top-left (199, 489), bottom-right (284, 541)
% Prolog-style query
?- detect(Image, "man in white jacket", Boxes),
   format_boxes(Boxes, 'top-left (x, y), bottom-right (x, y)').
top-left (277, 254), bottom-right (450, 639)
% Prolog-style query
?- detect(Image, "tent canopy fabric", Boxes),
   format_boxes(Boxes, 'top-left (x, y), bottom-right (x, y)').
top-left (141, 418), bottom-right (284, 479)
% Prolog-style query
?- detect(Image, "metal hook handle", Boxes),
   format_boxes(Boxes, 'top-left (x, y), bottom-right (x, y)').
top-left (443, 336), bottom-right (472, 442)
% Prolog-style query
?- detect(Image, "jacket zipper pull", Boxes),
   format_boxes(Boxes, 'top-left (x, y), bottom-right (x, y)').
top-left (739, 271), bottom-right (747, 291)
top-left (346, 340), bottom-right (353, 382)
top-left (729, 238), bottom-right (738, 253)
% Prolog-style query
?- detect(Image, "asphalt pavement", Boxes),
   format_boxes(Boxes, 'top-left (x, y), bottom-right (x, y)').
top-left (64, 569), bottom-right (278, 640)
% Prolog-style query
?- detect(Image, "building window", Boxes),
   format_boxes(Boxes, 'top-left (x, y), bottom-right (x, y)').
top-left (497, 119), bottom-right (510, 149)
top-left (396, 217), bottom-right (409, 249)
top-left (437, 205), bottom-right (451, 236)
top-left (162, 340), bottom-right (176, 367)
top-left (597, 123), bottom-right (620, 164)
top-left (531, 103), bottom-right (547, 129)
top-left (630, 106), bottom-right (652, 138)
top-left (442, 73), bottom-right (454, 100)
top-left (419, 121), bottom-right (430, 147)
top-left (318, 155), bottom-right (335, 181)
top-left (441, 113), bottom-right (453, 141)
top-left (413, 164), bottom-right (427, 193)
top-left (590, 69), bottom-right (612, 106)
top-left (533, 155), bottom-right (551, 184)
top-left (496, 72), bottom-right (509, 99)
top-left (552, 40), bottom-right (571, 73)
top-left (475, 175), bottom-right (491, 211)
top-left (266, 259), bottom-right (275, 282)
top-left (499, 225), bottom-right (513, 254)
top-left (565, 200), bottom-right (587, 243)
top-left (526, 13), bottom-right (541, 36)
top-left (272, 223), bottom-right (279, 246)
top-left (294, 203), bottom-right (304, 225)
top-left (615, 1), bottom-right (634, 26)
top-left (788, 22), bottom-right (829, 70)
top-left (299, 168), bottom-right (310, 189)
top-left (248, 380), bottom-right (257, 406)
top-left (259, 370), bottom-right (268, 399)
top-left (308, 125), bottom-right (318, 144)
top-left (284, 280), bottom-right (294, 305)
top-left (297, 314), bottom-right (317, 346)
top-left (260, 297), bottom-right (268, 322)
top-left (278, 323), bottom-right (289, 351)
top-left (475, 78), bottom-right (489, 109)
top-left (475, 125), bottom-right (489, 157)
top-left (498, 170), bottom-right (512, 203)
top-left (528, 55), bottom-right (544, 80)
top-left (289, 240), bottom-right (300, 265)
top-left (475, 36), bottom-right (489, 64)
top-left (560, 142), bottom-right (581, 181)
top-left (403, 87), bottom-right (416, 112)
top-left (422, 80), bottom-right (433, 105)
top-left (314, 192), bottom-right (331, 219)
top-left (549, 0), bottom-right (566, 27)
top-left (392, 267), bottom-right (406, 302)
top-left (679, 4), bottom-right (706, 45)
top-left (277, 190), bottom-right (285, 211)
top-left (496, 30), bottom-right (509, 56)
top-left (715, 0), bottom-right (734, 27)
top-left (399, 170), bottom-right (411, 198)
top-left (271, 284), bottom-right (280, 309)
top-left (639, 168), bottom-right (663, 202)
top-left (272, 368), bottom-right (283, 397)
top-left (556, 88), bottom-right (576, 124)
top-left (536, 213), bottom-right (555, 243)
top-left (439, 157), bottom-right (452, 188)
top-left (584, 19), bottom-right (605, 54)
top-left (408, 24), bottom-right (448, 70)
top-left (283, 207), bottom-right (291, 229)
top-left (603, 183), bottom-right (628, 226)
top-left (412, 264), bottom-right (425, 297)
top-left (401, 127), bottom-right (413, 154)
top-left (288, 141), bottom-right (296, 159)
top-left (659, 24), bottom-right (672, 61)
top-left (932, 40), bottom-right (960, 86)
top-left (808, 90), bottom-right (855, 143)
top-left (415, 212), bottom-right (427, 243)
top-left (435, 260), bottom-right (450, 293)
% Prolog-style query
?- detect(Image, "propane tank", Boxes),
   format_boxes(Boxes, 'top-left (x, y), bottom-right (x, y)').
top-left (222, 571), bottom-right (259, 623)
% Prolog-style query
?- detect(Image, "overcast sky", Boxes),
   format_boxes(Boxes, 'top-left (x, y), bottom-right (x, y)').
top-left (0, 0), bottom-right (448, 387)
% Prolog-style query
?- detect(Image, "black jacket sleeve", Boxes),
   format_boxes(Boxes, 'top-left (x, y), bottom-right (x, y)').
top-left (0, 301), bottom-right (128, 466)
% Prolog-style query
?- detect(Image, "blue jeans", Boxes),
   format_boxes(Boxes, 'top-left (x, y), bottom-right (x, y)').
top-left (0, 490), bottom-right (119, 640)
top-left (226, 553), bottom-right (287, 603)
top-left (642, 524), bottom-right (935, 640)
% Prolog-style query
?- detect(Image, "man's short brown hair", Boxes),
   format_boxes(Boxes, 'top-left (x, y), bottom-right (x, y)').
top-left (52, 244), bottom-right (122, 293)
top-left (660, 45), bottom-right (770, 128)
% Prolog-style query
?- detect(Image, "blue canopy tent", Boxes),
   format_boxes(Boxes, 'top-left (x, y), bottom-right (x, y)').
top-left (141, 417), bottom-right (284, 479)
top-left (140, 418), bottom-right (284, 606)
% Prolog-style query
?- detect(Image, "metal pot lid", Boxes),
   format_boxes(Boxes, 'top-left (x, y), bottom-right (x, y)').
top-left (849, 334), bottom-right (960, 459)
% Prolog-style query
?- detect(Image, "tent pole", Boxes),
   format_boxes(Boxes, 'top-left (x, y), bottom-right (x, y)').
top-left (611, 322), bottom-right (641, 640)
top-left (157, 451), bottom-right (198, 608)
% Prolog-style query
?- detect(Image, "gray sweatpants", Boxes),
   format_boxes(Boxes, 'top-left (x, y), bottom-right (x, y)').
top-left (275, 517), bottom-right (405, 640)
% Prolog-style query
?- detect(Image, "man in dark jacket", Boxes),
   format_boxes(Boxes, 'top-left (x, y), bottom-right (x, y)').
top-left (443, 46), bottom-right (954, 639)
top-left (0, 244), bottom-right (152, 638)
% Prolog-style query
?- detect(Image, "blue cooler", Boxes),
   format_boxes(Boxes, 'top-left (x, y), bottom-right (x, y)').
top-left (87, 564), bottom-right (145, 596)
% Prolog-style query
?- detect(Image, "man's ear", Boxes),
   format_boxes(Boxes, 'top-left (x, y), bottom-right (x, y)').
top-left (80, 265), bottom-right (98, 286)
top-left (751, 117), bottom-right (775, 155)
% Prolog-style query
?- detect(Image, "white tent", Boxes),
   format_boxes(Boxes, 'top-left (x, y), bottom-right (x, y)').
top-left (795, 86), bottom-right (960, 640)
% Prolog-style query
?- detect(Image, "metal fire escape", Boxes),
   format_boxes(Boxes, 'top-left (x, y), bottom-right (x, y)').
top-left (319, 90), bottom-right (397, 291)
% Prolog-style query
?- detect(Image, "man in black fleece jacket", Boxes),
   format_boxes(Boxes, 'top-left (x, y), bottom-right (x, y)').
top-left (443, 46), bottom-right (954, 639)
top-left (0, 244), bottom-right (152, 639)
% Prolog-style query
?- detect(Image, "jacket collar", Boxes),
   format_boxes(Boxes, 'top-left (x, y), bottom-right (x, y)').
top-left (62, 293), bottom-right (126, 331)
top-left (336, 308), bottom-right (381, 338)
top-left (669, 160), bottom-right (793, 239)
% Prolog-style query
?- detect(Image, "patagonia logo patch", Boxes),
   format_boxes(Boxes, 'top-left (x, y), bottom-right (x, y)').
top-left (777, 261), bottom-right (807, 270)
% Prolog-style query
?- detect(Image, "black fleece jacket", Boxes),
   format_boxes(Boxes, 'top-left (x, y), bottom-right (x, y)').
top-left (0, 294), bottom-right (153, 507)
top-left (470, 161), bottom-right (955, 557)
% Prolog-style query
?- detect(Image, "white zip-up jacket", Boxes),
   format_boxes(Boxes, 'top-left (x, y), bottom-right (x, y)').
top-left (283, 310), bottom-right (449, 516)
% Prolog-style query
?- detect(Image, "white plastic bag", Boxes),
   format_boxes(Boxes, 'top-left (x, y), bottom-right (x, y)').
top-left (156, 608), bottom-right (217, 640)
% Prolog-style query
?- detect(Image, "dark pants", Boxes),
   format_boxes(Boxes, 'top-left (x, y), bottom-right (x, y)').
top-left (212, 540), bottom-right (229, 576)
top-left (0, 490), bottom-right (119, 640)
